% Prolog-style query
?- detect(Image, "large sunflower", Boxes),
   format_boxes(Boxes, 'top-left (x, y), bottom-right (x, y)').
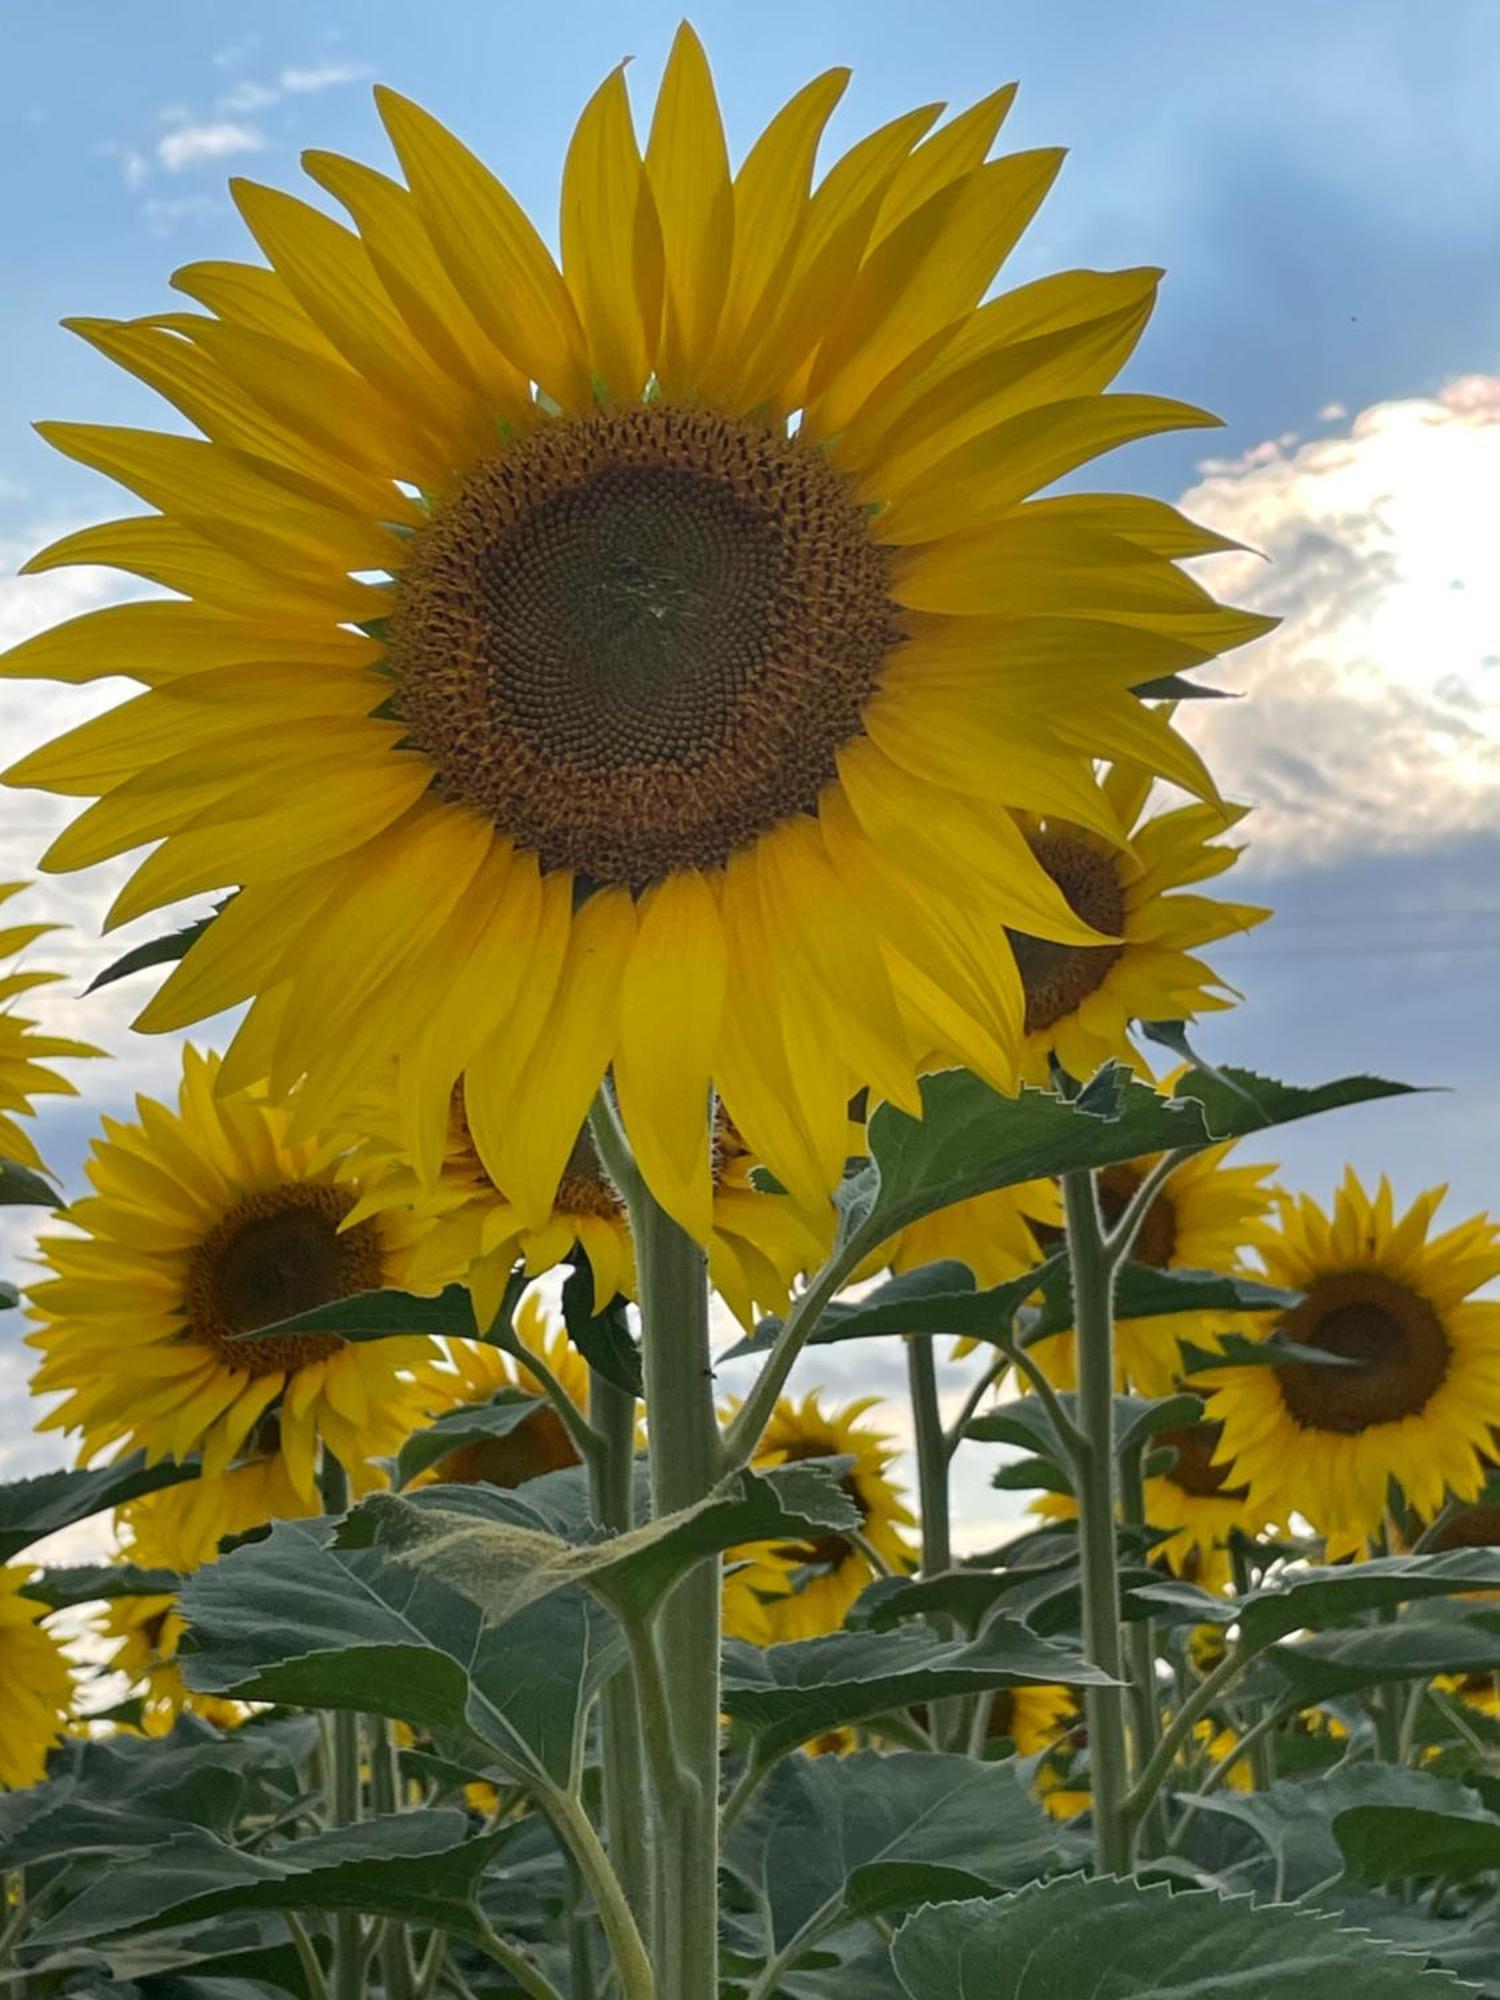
top-left (1031, 1138), bottom-right (1278, 1394)
top-left (26, 1047), bottom-right (450, 1515)
top-left (1204, 1172), bottom-right (1500, 1555)
top-left (729, 1390), bottom-right (916, 1640)
top-left (338, 1079), bottom-right (827, 1330)
top-left (1000, 758), bottom-right (1269, 1085)
top-left (0, 881), bottom-right (101, 1174)
top-left (2, 32), bottom-right (1266, 1243)
top-left (0, 1565), bottom-right (74, 1787)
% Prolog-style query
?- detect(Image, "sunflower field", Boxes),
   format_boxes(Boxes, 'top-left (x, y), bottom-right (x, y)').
top-left (2, 24), bottom-right (1498, 2000)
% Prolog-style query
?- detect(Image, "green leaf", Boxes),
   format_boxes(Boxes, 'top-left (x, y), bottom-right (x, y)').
top-left (1338, 1803), bottom-right (1500, 1886)
top-left (337, 1461), bottom-right (860, 1628)
top-left (724, 1752), bottom-right (1066, 1962)
top-left (0, 1278), bottom-right (18, 1311)
top-left (1028, 1264), bottom-right (1300, 1342)
top-left (19, 1561), bottom-right (180, 1608)
top-left (967, 1391), bottom-right (1204, 1463)
top-left (179, 1515), bottom-right (623, 1787)
top-left (561, 1261), bottom-right (641, 1397)
top-left (1266, 1610), bottom-right (1500, 1703)
top-left (231, 1283), bottom-right (480, 1345)
top-left (890, 1877), bottom-right (1476, 1997)
top-left (721, 1620), bottom-right (1114, 1763)
top-left (1233, 1552), bottom-right (1500, 1651)
top-left (1132, 675), bottom-right (1234, 701)
top-left (0, 1451), bottom-right (200, 1563)
top-left (1178, 1328), bottom-right (1365, 1372)
top-left (394, 1391), bottom-right (545, 1489)
top-left (0, 1154), bottom-right (60, 1206)
top-left (33, 1811), bottom-right (497, 1947)
top-left (84, 907), bottom-right (222, 995)
top-left (862, 1067), bottom-right (1416, 1242)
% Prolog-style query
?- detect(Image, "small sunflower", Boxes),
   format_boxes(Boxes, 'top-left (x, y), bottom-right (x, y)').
top-left (983, 1681), bottom-right (1076, 1755)
top-left (731, 1391), bottom-right (916, 1640)
top-left (339, 1081), bottom-right (827, 1331)
top-left (4, 32), bottom-right (1268, 1247)
top-left (27, 1047), bottom-right (450, 1516)
top-left (1031, 1138), bottom-right (1277, 1394)
top-left (0, 881), bottom-right (102, 1174)
top-left (1203, 1172), bottom-right (1500, 1555)
top-left (0, 1564), bottom-right (74, 1786)
top-left (1000, 759), bottom-right (1269, 1086)
top-left (418, 1295), bottom-right (592, 1489)
top-left (97, 1592), bottom-right (244, 1735)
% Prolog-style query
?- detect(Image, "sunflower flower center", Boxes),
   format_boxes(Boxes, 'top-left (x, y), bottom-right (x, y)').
top-left (1006, 833), bottom-right (1126, 1035)
top-left (390, 404), bottom-right (899, 887)
top-left (1276, 1271), bottom-right (1451, 1432)
top-left (556, 1123), bottom-right (625, 1220)
top-left (1098, 1163), bottom-right (1178, 1268)
top-left (433, 1408), bottom-right (579, 1489)
top-left (182, 1184), bottom-right (382, 1378)
top-left (1157, 1420), bottom-right (1249, 1501)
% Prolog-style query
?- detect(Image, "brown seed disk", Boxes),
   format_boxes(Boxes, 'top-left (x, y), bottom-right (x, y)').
top-left (181, 1182), bottom-right (382, 1377)
top-left (1097, 1163), bottom-right (1179, 1270)
top-left (389, 403), bottom-right (900, 886)
top-left (1156, 1419), bottom-right (1250, 1502)
top-left (1007, 831), bottom-right (1127, 1035)
top-left (1275, 1270), bottom-right (1451, 1433)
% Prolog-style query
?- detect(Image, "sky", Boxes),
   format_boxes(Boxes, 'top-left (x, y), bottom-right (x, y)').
top-left (2, 0), bottom-right (1499, 1552)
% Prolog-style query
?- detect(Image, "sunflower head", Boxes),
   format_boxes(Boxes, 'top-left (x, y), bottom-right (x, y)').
top-left (0, 1564), bottom-right (74, 1787)
top-left (0, 881), bottom-right (103, 1175)
top-left (1204, 1171), bottom-right (1500, 1552)
top-left (26, 1047), bottom-right (450, 1505)
top-left (418, 1296), bottom-right (592, 1490)
top-left (4, 32), bottom-right (1269, 1247)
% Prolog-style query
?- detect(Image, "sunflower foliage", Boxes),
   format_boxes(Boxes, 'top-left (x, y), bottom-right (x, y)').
top-left (0, 27), bottom-right (1496, 2000)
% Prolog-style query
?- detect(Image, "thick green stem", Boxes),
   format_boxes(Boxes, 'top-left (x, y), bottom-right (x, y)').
top-left (593, 1087), bottom-right (720, 1999)
top-left (588, 1366), bottom-right (653, 1940)
top-left (541, 1783), bottom-right (655, 2000)
top-left (368, 1716), bottom-right (416, 2000)
top-left (1117, 1444), bottom-right (1166, 1858)
top-left (1062, 1168), bottom-right (1132, 1875)
top-left (319, 1451), bottom-right (364, 2000)
top-left (906, 1334), bottom-right (966, 1750)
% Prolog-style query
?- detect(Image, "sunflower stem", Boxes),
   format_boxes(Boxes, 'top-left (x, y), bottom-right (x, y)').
top-left (1118, 1441), bottom-right (1167, 1858)
top-left (317, 1449), bottom-right (365, 2000)
top-left (367, 1716), bottom-right (417, 2000)
top-left (595, 1084), bottom-right (721, 1999)
top-left (588, 1365), bottom-right (653, 1940)
top-left (906, 1333), bottom-right (965, 1750)
top-left (1062, 1167), bottom-right (1133, 1875)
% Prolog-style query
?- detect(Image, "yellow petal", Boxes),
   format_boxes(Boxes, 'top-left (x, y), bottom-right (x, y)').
top-left (171, 257), bottom-right (340, 356)
top-left (646, 23), bottom-right (733, 395)
top-left (376, 87), bottom-right (591, 409)
top-left (872, 85), bottom-right (1018, 241)
top-left (615, 869), bottom-right (725, 1243)
top-left (562, 64), bottom-right (663, 399)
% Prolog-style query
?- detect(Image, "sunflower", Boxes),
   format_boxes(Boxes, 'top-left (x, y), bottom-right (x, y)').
top-left (1203, 1172), bottom-right (1500, 1556)
top-left (1001, 758), bottom-right (1268, 1086)
top-left (338, 1079), bottom-right (827, 1331)
top-left (730, 1390), bottom-right (916, 1640)
top-left (0, 881), bottom-right (102, 1174)
top-left (1031, 1138), bottom-right (1278, 1394)
top-left (418, 1294), bottom-right (593, 1489)
top-left (0, 1565), bottom-right (74, 1786)
top-left (3, 32), bottom-right (1267, 1247)
top-left (26, 1046), bottom-right (451, 1520)
top-left (97, 1592), bottom-right (245, 1735)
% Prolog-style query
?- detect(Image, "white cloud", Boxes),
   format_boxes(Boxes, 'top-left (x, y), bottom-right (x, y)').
top-left (156, 121), bottom-right (265, 173)
top-left (216, 79), bottom-right (278, 115)
top-left (1318, 401), bottom-right (1348, 421)
top-left (212, 34), bottom-right (261, 69)
top-left (279, 61), bottom-right (371, 93)
top-left (1176, 375), bottom-right (1500, 869)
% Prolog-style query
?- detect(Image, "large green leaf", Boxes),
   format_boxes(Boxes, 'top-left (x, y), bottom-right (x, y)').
top-left (1232, 1552), bottom-right (1500, 1650)
top-left (231, 1283), bottom-right (481, 1345)
top-left (725, 1752), bottom-right (1065, 1965)
top-left (394, 1391), bottom-right (545, 1489)
top-left (180, 1515), bottom-right (623, 1787)
top-left (890, 1877), bottom-right (1476, 1997)
top-left (337, 1462), bottom-right (860, 1627)
top-left (1267, 1610), bottom-right (1500, 1702)
top-left (560, 1260), bottom-right (641, 1397)
top-left (32, 1811), bottom-right (496, 1948)
top-left (967, 1391), bottom-right (1204, 1463)
top-left (1028, 1263), bottom-right (1299, 1342)
top-left (1338, 1803), bottom-right (1500, 1886)
top-left (721, 1262), bottom-right (1043, 1361)
top-left (0, 1155), bottom-right (61, 1206)
top-left (84, 907), bottom-right (222, 995)
top-left (721, 1620), bottom-right (1112, 1763)
top-left (0, 1451), bottom-right (200, 1562)
top-left (860, 1067), bottom-right (1414, 1242)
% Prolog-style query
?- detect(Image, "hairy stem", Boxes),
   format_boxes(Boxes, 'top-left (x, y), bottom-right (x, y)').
top-left (906, 1333), bottom-right (965, 1749)
top-left (318, 1450), bottom-right (365, 2000)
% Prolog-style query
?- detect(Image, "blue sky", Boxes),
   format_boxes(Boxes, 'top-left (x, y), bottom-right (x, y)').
top-left (2, 1), bottom-right (1499, 1530)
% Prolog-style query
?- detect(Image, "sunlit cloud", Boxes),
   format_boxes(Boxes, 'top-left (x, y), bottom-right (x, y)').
top-left (1177, 375), bottom-right (1500, 871)
top-left (156, 120), bottom-right (265, 172)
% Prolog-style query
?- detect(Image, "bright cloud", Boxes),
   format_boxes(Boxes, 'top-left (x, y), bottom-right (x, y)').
top-left (278, 61), bottom-right (372, 93)
top-left (156, 120), bottom-right (265, 172)
top-left (1176, 375), bottom-right (1500, 869)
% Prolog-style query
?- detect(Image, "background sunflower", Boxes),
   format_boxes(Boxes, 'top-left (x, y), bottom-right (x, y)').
top-left (0, 1565), bottom-right (74, 1787)
top-left (26, 1047), bottom-right (451, 1530)
top-left (0, 881), bottom-right (102, 1176)
top-left (1204, 1170), bottom-right (1500, 1554)
top-left (2, 29), bottom-right (1267, 1248)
